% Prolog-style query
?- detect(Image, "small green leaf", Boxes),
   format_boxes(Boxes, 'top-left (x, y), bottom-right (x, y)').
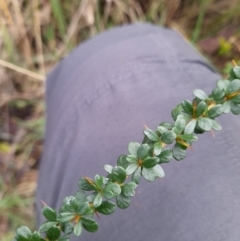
top-left (122, 182), bottom-right (137, 197)
top-left (196, 101), bottom-right (207, 117)
top-left (78, 177), bottom-right (96, 191)
top-left (16, 226), bottom-right (32, 241)
top-left (126, 163), bottom-right (138, 175)
top-left (81, 217), bottom-right (98, 233)
top-left (58, 235), bottom-right (70, 241)
top-left (132, 167), bottom-right (141, 184)
top-left (181, 100), bottom-right (193, 115)
top-left (231, 94), bottom-right (240, 104)
top-left (42, 206), bottom-right (57, 221)
top-left (217, 79), bottom-right (229, 91)
top-left (153, 165), bottom-right (165, 178)
top-left (210, 119), bottom-right (222, 131)
top-left (230, 102), bottom-right (240, 115)
top-left (117, 155), bottom-right (129, 169)
top-left (173, 116), bottom-right (186, 134)
top-left (156, 126), bottom-right (168, 134)
top-left (126, 155), bottom-right (138, 163)
top-left (161, 130), bottom-right (176, 144)
top-left (74, 220), bottom-right (82, 236)
top-left (63, 196), bottom-right (78, 212)
top-left (208, 105), bottom-right (223, 118)
top-left (86, 193), bottom-right (97, 202)
top-left (57, 213), bottom-right (75, 223)
top-left (212, 87), bottom-right (225, 100)
top-left (56, 202), bottom-right (67, 211)
top-left (74, 191), bottom-right (86, 203)
top-left (191, 135), bottom-right (198, 141)
top-left (184, 119), bottom-right (196, 134)
top-left (95, 175), bottom-right (104, 190)
top-left (104, 165), bottom-right (113, 174)
top-left (142, 157), bottom-right (159, 168)
top-left (128, 142), bottom-right (140, 155)
top-left (46, 226), bottom-right (61, 241)
top-left (93, 193), bottom-right (102, 208)
top-left (142, 167), bottom-right (158, 182)
top-left (158, 149), bottom-right (173, 163)
top-left (172, 143), bottom-right (186, 161)
top-left (159, 122), bottom-right (174, 130)
top-left (95, 201), bottom-right (116, 215)
top-left (39, 222), bottom-right (58, 233)
top-left (116, 193), bottom-right (131, 209)
top-left (197, 117), bottom-right (212, 131)
top-left (102, 183), bottom-right (121, 199)
top-left (194, 123), bottom-right (205, 134)
top-left (178, 113), bottom-right (192, 122)
top-left (153, 141), bottom-right (162, 156)
top-left (226, 79), bottom-right (240, 94)
top-left (77, 202), bottom-right (93, 215)
top-left (142, 135), bottom-right (150, 144)
top-left (111, 166), bottom-right (126, 183)
top-left (193, 89), bottom-right (208, 100)
top-left (137, 144), bottom-right (151, 159)
top-left (85, 192), bottom-right (97, 203)
top-left (222, 101), bottom-right (231, 113)
top-left (143, 129), bottom-right (159, 142)
top-left (230, 66), bottom-right (240, 79)
top-left (61, 222), bottom-right (74, 234)
top-left (171, 104), bottom-right (182, 121)
top-left (29, 231), bottom-right (41, 241)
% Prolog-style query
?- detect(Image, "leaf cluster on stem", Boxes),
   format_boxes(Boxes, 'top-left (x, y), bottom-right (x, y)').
top-left (13, 65), bottom-right (240, 241)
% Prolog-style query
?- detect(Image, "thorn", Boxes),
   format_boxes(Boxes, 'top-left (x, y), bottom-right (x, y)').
top-left (232, 59), bottom-right (237, 67)
top-left (210, 130), bottom-right (215, 138)
top-left (178, 139), bottom-right (193, 150)
top-left (95, 211), bottom-right (100, 219)
top-left (41, 200), bottom-right (47, 206)
top-left (193, 100), bottom-right (197, 108)
top-left (143, 124), bottom-right (149, 129)
top-left (83, 176), bottom-right (94, 185)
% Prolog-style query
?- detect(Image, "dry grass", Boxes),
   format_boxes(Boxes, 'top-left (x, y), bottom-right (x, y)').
top-left (0, 0), bottom-right (240, 240)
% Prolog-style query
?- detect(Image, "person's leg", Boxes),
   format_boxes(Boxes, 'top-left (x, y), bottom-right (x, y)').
top-left (37, 23), bottom-right (240, 241)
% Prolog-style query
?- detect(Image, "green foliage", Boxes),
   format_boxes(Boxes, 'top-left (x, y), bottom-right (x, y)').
top-left (42, 206), bottom-right (57, 222)
top-left (95, 201), bottom-right (116, 215)
top-left (102, 183), bottom-right (121, 199)
top-left (218, 37), bottom-right (232, 56)
top-left (46, 226), bottom-right (61, 241)
top-left (15, 226), bottom-right (32, 241)
top-left (13, 66), bottom-right (240, 240)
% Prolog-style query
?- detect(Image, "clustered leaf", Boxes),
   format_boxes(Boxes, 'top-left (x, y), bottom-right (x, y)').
top-left (13, 65), bottom-right (240, 241)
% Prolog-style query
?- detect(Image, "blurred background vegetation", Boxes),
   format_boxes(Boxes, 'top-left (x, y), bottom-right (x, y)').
top-left (0, 0), bottom-right (240, 240)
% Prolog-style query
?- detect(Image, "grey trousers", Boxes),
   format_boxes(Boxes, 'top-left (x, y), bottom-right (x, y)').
top-left (37, 23), bottom-right (240, 241)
